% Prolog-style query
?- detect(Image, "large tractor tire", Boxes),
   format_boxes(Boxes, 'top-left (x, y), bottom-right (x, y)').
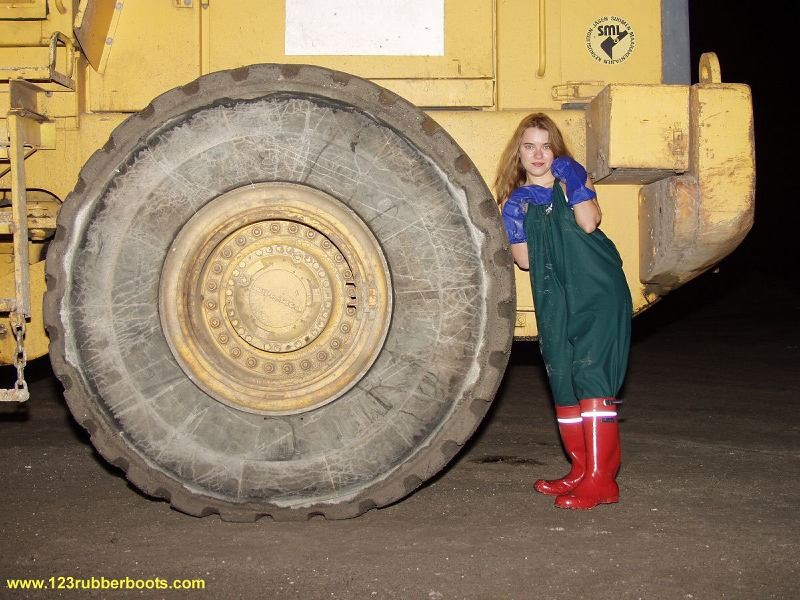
top-left (44, 64), bottom-right (514, 520)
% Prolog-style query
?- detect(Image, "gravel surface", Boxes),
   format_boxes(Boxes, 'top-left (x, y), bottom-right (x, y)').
top-left (2, 270), bottom-right (798, 599)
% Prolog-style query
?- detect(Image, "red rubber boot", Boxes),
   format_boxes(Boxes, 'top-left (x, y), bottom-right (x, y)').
top-left (534, 405), bottom-right (585, 495)
top-left (555, 398), bottom-right (621, 509)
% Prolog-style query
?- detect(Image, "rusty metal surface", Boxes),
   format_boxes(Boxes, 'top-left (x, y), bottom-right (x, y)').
top-left (638, 81), bottom-right (755, 292)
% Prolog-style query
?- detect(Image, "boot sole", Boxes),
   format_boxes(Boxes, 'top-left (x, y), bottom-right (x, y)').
top-left (554, 495), bottom-right (619, 510)
top-left (534, 482), bottom-right (579, 496)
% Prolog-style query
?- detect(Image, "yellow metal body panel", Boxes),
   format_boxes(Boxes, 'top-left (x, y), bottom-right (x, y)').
top-left (496, 0), bottom-right (555, 110)
top-left (0, 0), bottom-right (47, 20)
top-left (0, 82), bottom-right (79, 119)
top-left (371, 78), bottom-right (495, 109)
top-left (74, 0), bottom-right (119, 72)
top-left (690, 84), bottom-right (755, 251)
top-left (86, 1), bottom-right (200, 111)
top-left (208, 0), bottom-right (493, 79)
top-left (82, 0), bottom-right (494, 112)
top-left (560, 1), bottom-right (661, 86)
top-left (0, 1), bottom-right (73, 43)
top-left (587, 84), bottom-right (689, 183)
top-left (638, 84), bottom-right (755, 291)
top-left (0, 112), bottom-right (124, 201)
top-left (0, 1), bottom-right (757, 360)
top-left (497, 0), bottom-right (662, 110)
top-left (0, 257), bottom-right (46, 364)
top-left (0, 40), bottom-right (75, 90)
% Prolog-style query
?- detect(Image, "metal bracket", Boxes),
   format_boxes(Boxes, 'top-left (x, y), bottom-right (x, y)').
top-left (47, 31), bottom-right (76, 89)
top-left (536, 0), bottom-right (546, 78)
top-left (0, 80), bottom-right (48, 402)
top-left (552, 81), bottom-right (606, 102)
top-left (699, 52), bottom-right (722, 84)
top-left (0, 32), bottom-right (76, 91)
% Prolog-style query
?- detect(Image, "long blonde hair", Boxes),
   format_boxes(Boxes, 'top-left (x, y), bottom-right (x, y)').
top-left (493, 113), bottom-right (573, 205)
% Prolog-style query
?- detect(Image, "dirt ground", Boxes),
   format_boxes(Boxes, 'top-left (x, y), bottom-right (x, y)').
top-left (1, 269), bottom-right (798, 599)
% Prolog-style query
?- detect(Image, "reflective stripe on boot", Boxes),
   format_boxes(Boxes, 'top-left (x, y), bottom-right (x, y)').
top-left (555, 398), bottom-right (621, 510)
top-left (534, 405), bottom-right (586, 495)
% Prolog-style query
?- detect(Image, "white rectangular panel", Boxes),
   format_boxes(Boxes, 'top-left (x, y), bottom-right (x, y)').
top-left (285, 0), bottom-right (445, 56)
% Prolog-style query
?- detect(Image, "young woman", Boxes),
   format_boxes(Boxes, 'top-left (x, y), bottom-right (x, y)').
top-left (495, 113), bottom-right (632, 510)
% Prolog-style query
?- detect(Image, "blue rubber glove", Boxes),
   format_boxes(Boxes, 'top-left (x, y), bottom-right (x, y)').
top-left (501, 193), bottom-right (528, 244)
top-left (501, 185), bottom-right (553, 244)
top-left (551, 156), bottom-right (597, 206)
top-left (509, 184), bottom-right (553, 206)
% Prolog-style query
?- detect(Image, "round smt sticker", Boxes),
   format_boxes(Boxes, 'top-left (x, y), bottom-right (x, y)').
top-left (586, 16), bottom-right (635, 64)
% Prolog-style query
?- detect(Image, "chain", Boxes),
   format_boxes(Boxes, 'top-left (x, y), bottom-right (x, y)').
top-left (11, 313), bottom-right (28, 399)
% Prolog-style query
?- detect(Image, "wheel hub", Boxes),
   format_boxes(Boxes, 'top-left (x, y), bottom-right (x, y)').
top-left (219, 227), bottom-right (337, 354)
top-left (160, 183), bottom-right (392, 414)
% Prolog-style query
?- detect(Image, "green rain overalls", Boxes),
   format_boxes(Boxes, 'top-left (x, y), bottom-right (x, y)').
top-left (524, 183), bottom-right (632, 407)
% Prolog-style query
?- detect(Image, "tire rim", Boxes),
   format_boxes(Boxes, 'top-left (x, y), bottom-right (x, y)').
top-left (160, 182), bottom-right (392, 414)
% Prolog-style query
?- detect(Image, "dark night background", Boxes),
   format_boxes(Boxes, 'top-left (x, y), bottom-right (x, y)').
top-left (689, 1), bottom-right (793, 281)
top-left (630, 1), bottom-right (798, 341)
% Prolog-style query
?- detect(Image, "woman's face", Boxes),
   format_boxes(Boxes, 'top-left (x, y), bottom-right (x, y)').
top-left (518, 127), bottom-right (554, 184)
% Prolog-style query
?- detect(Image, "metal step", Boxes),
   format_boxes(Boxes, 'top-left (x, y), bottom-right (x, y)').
top-left (0, 387), bottom-right (29, 402)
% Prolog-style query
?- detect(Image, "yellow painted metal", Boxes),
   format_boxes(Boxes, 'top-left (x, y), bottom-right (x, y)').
top-left (638, 82), bottom-right (755, 292)
top-left (0, 32), bottom-right (76, 90)
top-left (0, 23), bottom-right (43, 46)
top-left (0, 80), bottom-right (55, 163)
top-left (496, 0), bottom-right (551, 109)
top-left (596, 184), bottom-right (647, 312)
top-left (3, 79), bottom-right (54, 319)
top-left (0, 199), bottom-right (58, 238)
top-left (536, 0), bottom-right (547, 78)
top-left (0, 82), bottom-right (79, 121)
top-left (0, 48), bottom-right (52, 80)
top-left (560, 0), bottom-right (661, 86)
top-left (5, 109), bottom-right (54, 152)
top-left (0, 0), bottom-right (77, 47)
top-left (86, 1), bottom-right (200, 111)
top-left (74, 0), bottom-right (119, 72)
top-left (0, 111), bottom-right (124, 202)
top-left (372, 78), bottom-right (494, 108)
top-left (0, 257), bottom-right (46, 363)
top-left (0, 80), bottom-right (57, 365)
top-left (551, 81), bottom-right (605, 102)
top-left (497, 0), bottom-right (661, 110)
top-left (208, 0), bottom-right (493, 79)
top-left (199, 0), bottom-right (210, 75)
top-left (159, 183), bottom-right (392, 415)
top-left (80, 0), bottom-right (495, 113)
top-left (689, 84), bottom-right (755, 245)
top-left (0, 0), bottom-right (47, 20)
top-left (586, 84), bottom-right (689, 183)
top-left (0, 2), bottom-right (757, 359)
top-left (7, 112), bottom-right (30, 316)
top-left (699, 52), bottom-right (721, 84)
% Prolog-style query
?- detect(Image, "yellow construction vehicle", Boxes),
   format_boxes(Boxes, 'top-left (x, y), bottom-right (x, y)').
top-left (0, 0), bottom-right (754, 520)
